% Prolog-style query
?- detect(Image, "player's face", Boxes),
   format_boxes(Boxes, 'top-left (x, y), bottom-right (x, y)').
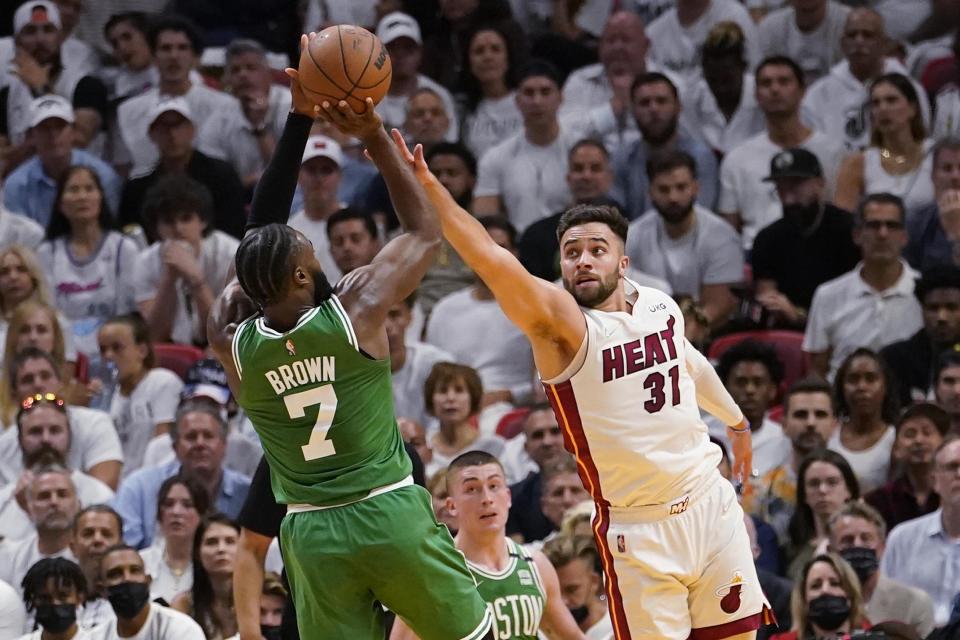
top-left (894, 416), bottom-right (944, 466)
top-left (804, 561), bottom-right (847, 602)
top-left (28, 472), bottom-right (79, 531)
top-left (72, 511), bottom-right (121, 567)
top-left (299, 157), bottom-right (341, 202)
top-left (541, 472), bottom-right (589, 527)
top-left (100, 549), bottom-right (149, 588)
top-left (922, 288), bottom-right (960, 344)
top-left (260, 593), bottom-right (285, 628)
top-left (726, 361), bottom-right (777, 424)
top-left (650, 167), bottom-right (698, 225)
top-left (428, 154), bottom-right (475, 204)
top-left (448, 463), bottom-right (511, 533)
top-left (107, 20), bottom-right (152, 71)
top-left (523, 409), bottom-right (564, 469)
top-left (19, 406), bottom-right (70, 459)
top-left (559, 222), bottom-right (627, 308)
top-left (566, 146), bottom-right (612, 204)
top-left (15, 308), bottom-right (56, 355)
top-left (933, 148), bottom-right (960, 196)
top-left (159, 482), bottom-right (202, 539)
top-left (199, 522), bottom-right (238, 577)
top-left (431, 378), bottom-right (473, 426)
top-left (98, 322), bottom-right (148, 381)
top-left (329, 220), bottom-right (380, 274)
top-left (803, 461), bottom-right (851, 520)
top-left (855, 202), bottom-right (907, 262)
top-left (840, 355), bottom-right (886, 418)
top-left (932, 440), bottom-right (960, 507)
top-left (16, 21), bottom-right (60, 65)
top-left (154, 30), bottom-right (196, 83)
top-left (829, 515), bottom-right (883, 555)
top-left (936, 365), bottom-right (960, 415)
top-left (468, 29), bottom-right (508, 85)
top-left (631, 81), bottom-right (679, 145)
top-left (14, 358), bottom-right (60, 398)
top-left (783, 392), bottom-right (836, 455)
top-left (174, 411), bottom-right (227, 475)
top-left (405, 92), bottom-right (449, 144)
top-left (555, 557), bottom-right (600, 611)
top-left (755, 64), bottom-right (803, 116)
top-left (60, 168), bottom-right (102, 225)
top-left (516, 76), bottom-right (562, 128)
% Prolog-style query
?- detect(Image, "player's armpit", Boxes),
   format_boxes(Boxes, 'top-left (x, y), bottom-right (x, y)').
top-left (533, 551), bottom-right (587, 640)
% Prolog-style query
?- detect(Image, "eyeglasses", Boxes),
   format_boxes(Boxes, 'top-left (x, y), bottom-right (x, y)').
top-left (20, 392), bottom-right (66, 412)
top-left (862, 220), bottom-right (904, 231)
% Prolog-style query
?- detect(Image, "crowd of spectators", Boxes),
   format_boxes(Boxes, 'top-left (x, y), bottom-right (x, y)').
top-left (1, 0), bottom-right (960, 638)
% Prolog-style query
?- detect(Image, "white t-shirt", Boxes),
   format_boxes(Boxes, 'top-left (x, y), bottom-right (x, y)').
top-left (109, 368), bottom-right (183, 474)
top-left (287, 209), bottom-right (342, 285)
top-left (0, 209), bottom-right (43, 251)
top-left (87, 602), bottom-right (206, 640)
top-left (828, 426), bottom-right (895, 493)
top-left (17, 628), bottom-right (99, 640)
top-left (0, 534), bottom-right (75, 596)
top-left (376, 74), bottom-right (459, 143)
top-left (0, 470), bottom-right (114, 542)
top-left (474, 129), bottom-right (578, 232)
top-left (426, 288), bottom-right (535, 399)
top-left (0, 406), bottom-right (123, 485)
top-left (463, 93), bottom-right (524, 161)
top-left (36, 232), bottom-right (139, 358)
top-left (392, 341), bottom-right (454, 428)
top-left (585, 611), bottom-right (614, 639)
top-left (0, 578), bottom-right (25, 638)
top-left (133, 231), bottom-right (240, 346)
top-left (140, 543), bottom-right (193, 604)
top-left (757, 2), bottom-right (850, 83)
top-left (718, 130), bottom-right (846, 249)
top-left (685, 74), bottom-right (766, 154)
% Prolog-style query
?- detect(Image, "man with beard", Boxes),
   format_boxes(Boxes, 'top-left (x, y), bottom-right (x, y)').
top-left (389, 451), bottom-right (584, 640)
top-left (612, 73), bottom-right (718, 219)
top-left (751, 148), bottom-right (861, 328)
top-left (625, 149), bottom-right (743, 329)
top-left (70, 506), bottom-right (122, 631)
top-left (882, 268), bottom-right (960, 405)
top-left (90, 545), bottom-right (204, 639)
top-left (0, 395), bottom-right (113, 542)
top-left (0, 463), bottom-right (79, 597)
top-left (828, 501), bottom-right (936, 637)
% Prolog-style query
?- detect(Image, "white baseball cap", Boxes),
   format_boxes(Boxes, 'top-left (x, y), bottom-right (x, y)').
top-left (376, 12), bottom-right (422, 46)
top-left (302, 135), bottom-right (343, 167)
top-left (148, 96), bottom-right (193, 127)
top-left (28, 94), bottom-right (73, 128)
top-left (14, 1), bottom-right (61, 34)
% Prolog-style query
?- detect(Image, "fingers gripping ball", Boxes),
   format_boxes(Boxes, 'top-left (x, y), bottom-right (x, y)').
top-left (297, 25), bottom-right (392, 114)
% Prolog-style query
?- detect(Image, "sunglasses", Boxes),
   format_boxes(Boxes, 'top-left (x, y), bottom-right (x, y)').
top-left (20, 392), bottom-right (66, 412)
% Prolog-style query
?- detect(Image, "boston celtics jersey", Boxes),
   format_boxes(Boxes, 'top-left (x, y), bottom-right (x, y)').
top-left (232, 295), bottom-right (411, 506)
top-left (467, 539), bottom-right (546, 640)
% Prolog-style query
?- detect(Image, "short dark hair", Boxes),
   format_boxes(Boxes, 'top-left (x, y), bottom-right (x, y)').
top-left (235, 223), bottom-right (312, 309)
top-left (478, 215), bottom-right (517, 248)
top-left (326, 207), bottom-right (377, 240)
top-left (783, 376), bottom-right (836, 414)
top-left (99, 543), bottom-right (143, 575)
top-left (141, 174), bottom-right (214, 237)
top-left (755, 55), bottom-right (806, 88)
top-left (172, 396), bottom-right (228, 441)
top-left (569, 138), bottom-right (609, 162)
top-left (425, 142), bottom-right (477, 177)
top-left (148, 15), bottom-right (203, 55)
top-left (857, 192), bottom-right (906, 225)
top-left (517, 59), bottom-right (562, 90)
top-left (7, 346), bottom-right (61, 395)
top-left (225, 38), bottom-right (266, 62)
top-left (935, 347), bottom-right (960, 382)
top-left (716, 340), bottom-right (785, 386)
top-left (446, 450), bottom-right (505, 492)
top-left (915, 266), bottom-right (960, 303)
top-left (73, 505), bottom-right (123, 537)
top-left (22, 558), bottom-right (87, 611)
top-left (646, 148), bottom-right (698, 182)
top-left (541, 455), bottom-right (580, 487)
top-left (630, 72), bottom-right (679, 100)
top-left (897, 402), bottom-right (950, 437)
top-left (104, 11), bottom-right (150, 40)
top-left (834, 348), bottom-right (899, 423)
top-left (424, 362), bottom-right (483, 417)
top-left (156, 472), bottom-right (210, 523)
top-left (102, 313), bottom-right (155, 369)
top-left (556, 204), bottom-right (628, 244)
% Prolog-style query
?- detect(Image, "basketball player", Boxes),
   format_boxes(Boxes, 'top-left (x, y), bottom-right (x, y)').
top-left (390, 140), bottom-right (773, 639)
top-left (206, 37), bottom-right (492, 640)
top-left (390, 451), bottom-right (586, 640)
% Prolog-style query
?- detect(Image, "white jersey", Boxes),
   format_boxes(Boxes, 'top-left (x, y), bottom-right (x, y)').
top-left (542, 281), bottom-right (722, 508)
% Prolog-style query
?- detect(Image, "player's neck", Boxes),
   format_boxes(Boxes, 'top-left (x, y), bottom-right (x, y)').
top-left (592, 283), bottom-right (630, 314)
top-left (456, 530), bottom-right (509, 570)
top-left (263, 296), bottom-right (314, 333)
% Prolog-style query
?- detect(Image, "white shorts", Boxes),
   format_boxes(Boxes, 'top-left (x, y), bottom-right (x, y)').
top-left (592, 474), bottom-right (773, 639)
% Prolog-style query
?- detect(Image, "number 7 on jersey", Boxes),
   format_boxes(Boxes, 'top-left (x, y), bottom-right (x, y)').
top-left (284, 385), bottom-right (339, 461)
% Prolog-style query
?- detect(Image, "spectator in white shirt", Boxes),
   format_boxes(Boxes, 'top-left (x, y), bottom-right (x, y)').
top-left (0, 579), bottom-right (26, 640)
top-left (14, 557), bottom-right (88, 640)
top-left (103, 12), bottom-right (156, 103)
top-left (69, 505), bottom-right (122, 631)
top-left (757, 0), bottom-right (850, 84)
top-left (0, 205), bottom-right (44, 251)
top-left (804, 193), bottom-right (923, 379)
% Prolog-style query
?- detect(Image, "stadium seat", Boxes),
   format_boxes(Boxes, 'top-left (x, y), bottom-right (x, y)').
top-left (708, 330), bottom-right (808, 394)
top-left (496, 407), bottom-right (531, 440)
top-left (153, 343), bottom-right (205, 380)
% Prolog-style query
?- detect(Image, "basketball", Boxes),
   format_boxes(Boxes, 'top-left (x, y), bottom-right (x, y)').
top-left (297, 25), bottom-right (392, 114)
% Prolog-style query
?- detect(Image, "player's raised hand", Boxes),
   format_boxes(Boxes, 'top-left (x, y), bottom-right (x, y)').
top-left (317, 97), bottom-right (382, 141)
top-left (727, 421), bottom-right (753, 498)
top-left (285, 34), bottom-right (321, 118)
top-left (389, 130), bottom-right (444, 190)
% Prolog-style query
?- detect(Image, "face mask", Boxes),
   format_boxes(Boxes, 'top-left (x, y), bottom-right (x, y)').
top-left (107, 581), bottom-right (151, 619)
top-left (569, 604), bottom-right (590, 624)
top-left (807, 594), bottom-right (850, 631)
top-left (839, 547), bottom-right (879, 584)
top-left (261, 624), bottom-right (283, 640)
top-left (34, 603), bottom-right (77, 633)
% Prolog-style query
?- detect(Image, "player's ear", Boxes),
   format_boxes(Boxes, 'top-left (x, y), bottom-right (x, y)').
top-left (294, 267), bottom-right (309, 284)
top-left (619, 253), bottom-right (629, 277)
top-left (445, 495), bottom-right (457, 517)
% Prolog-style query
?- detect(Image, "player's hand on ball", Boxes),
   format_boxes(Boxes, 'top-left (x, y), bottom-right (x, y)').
top-left (286, 34), bottom-right (321, 118)
top-left (727, 421), bottom-right (753, 498)
top-left (318, 97), bottom-right (383, 140)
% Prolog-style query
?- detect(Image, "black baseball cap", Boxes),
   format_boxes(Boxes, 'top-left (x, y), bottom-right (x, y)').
top-left (182, 358), bottom-right (231, 405)
top-left (762, 148), bottom-right (822, 181)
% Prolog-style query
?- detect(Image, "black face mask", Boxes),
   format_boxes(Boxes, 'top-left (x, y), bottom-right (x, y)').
top-left (839, 547), bottom-right (879, 584)
top-left (783, 202), bottom-right (821, 228)
top-left (807, 594), bottom-right (850, 631)
top-left (107, 581), bottom-right (152, 619)
top-left (261, 624), bottom-right (283, 640)
top-left (34, 603), bottom-right (77, 633)
top-left (569, 604), bottom-right (590, 624)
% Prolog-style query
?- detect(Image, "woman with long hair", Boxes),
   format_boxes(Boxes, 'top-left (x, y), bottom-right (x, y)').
top-left (140, 473), bottom-right (210, 603)
top-left (772, 553), bottom-right (870, 639)
top-left (787, 450), bottom-right (860, 578)
top-left (37, 166), bottom-right (139, 359)
top-left (459, 23), bottom-right (522, 159)
top-left (0, 245), bottom-right (57, 346)
top-left (835, 73), bottom-right (933, 213)
top-left (172, 513), bottom-right (239, 639)
top-left (830, 348), bottom-right (899, 492)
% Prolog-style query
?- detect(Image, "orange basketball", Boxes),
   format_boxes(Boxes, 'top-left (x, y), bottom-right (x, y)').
top-left (297, 25), bottom-right (392, 114)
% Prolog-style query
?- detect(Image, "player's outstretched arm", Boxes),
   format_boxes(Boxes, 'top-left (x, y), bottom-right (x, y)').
top-left (533, 551), bottom-right (588, 639)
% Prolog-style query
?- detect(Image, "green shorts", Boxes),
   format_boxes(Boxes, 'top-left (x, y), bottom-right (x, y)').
top-left (280, 484), bottom-right (492, 640)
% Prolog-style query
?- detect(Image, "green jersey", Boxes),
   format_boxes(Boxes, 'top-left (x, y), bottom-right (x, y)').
top-left (467, 539), bottom-right (546, 640)
top-left (232, 296), bottom-right (410, 506)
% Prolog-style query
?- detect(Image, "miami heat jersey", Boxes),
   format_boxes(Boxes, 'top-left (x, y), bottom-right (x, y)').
top-left (543, 280), bottom-right (722, 508)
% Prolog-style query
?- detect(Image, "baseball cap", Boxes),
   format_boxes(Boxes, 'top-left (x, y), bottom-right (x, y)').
top-left (28, 94), bottom-right (74, 128)
top-left (148, 96), bottom-right (193, 127)
top-left (763, 148), bottom-right (823, 182)
top-left (302, 135), bottom-right (343, 167)
top-left (182, 358), bottom-right (231, 406)
top-left (14, 0), bottom-right (61, 34)
top-left (376, 12), bottom-right (422, 46)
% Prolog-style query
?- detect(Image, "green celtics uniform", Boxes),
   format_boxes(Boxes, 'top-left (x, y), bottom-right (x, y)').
top-left (467, 539), bottom-right (547, 640)
top-left (232, 296), bottom-right (491, 640)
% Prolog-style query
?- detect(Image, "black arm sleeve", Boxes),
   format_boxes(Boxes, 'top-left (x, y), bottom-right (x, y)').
top-left (237, 456), bottom-right (285, 538)
top-left (245, 111), bottom-right (313, 232)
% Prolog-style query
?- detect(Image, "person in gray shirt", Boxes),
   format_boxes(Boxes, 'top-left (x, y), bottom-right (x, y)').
top-left (625, 149), bottom-right (744, 330)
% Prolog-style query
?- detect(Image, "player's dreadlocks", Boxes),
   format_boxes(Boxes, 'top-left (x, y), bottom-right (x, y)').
top-left (235, 223), bottom-right (303, 309)
top-left (21, 557), bottom-right (87, 611)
